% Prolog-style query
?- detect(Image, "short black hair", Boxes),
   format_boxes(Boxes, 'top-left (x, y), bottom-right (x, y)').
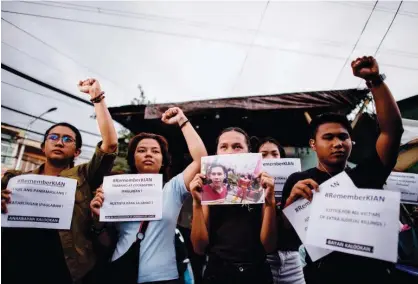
top-left (42, 122), bottom-right (82, 149)
top-left (207, 163), bottom-right (228, 177)
top-left (309, 113), bottom-right (353, 139)
top-left (257, 137), bottom-right (286, 158)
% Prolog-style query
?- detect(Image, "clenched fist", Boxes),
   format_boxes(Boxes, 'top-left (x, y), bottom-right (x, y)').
top-left (351, 56), bottom-right (379, 80)
top-left (161, 107), bottom-right (187, 126)
top-left (78, 78), bottom-right (104, 99)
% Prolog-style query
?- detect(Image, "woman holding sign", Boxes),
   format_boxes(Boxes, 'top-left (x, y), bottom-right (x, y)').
top-left (90, 107), bottom-right (207, 284)
top-left (190, 127), bottom-right (277, 284)
top-left (257, 138), bottom-right (306, 284)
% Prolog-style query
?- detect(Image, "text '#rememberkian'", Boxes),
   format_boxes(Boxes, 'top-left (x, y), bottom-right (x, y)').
top-left (16, 179), bottom-right (65, 187)
top-left (325, 192), bottom-right (385, 202)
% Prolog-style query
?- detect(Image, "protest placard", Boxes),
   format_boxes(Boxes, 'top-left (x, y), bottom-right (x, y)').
top-left (283, 198), bottom-right (332, 261)
top-left (306, 186), bottom-right (400, 262)
top-left (100, 174), bottom-right (163, 222)
top-left (1, 175), bottom-right (77, 229)
top-left (262, 158), bottom-right (301, 198)
top-left (283, 172), bottom-right (355, 261)
top-left (384, 172), bottom-right (418, 205)
top-left (201, 153), bottom-right (264, 205)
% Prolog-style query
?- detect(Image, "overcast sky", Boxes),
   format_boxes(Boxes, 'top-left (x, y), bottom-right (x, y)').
top-left (1, 1), bottom-right (418, 159)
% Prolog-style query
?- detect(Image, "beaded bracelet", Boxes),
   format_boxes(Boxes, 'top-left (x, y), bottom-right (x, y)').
top-left (90, 92), bottom-right (105, 104)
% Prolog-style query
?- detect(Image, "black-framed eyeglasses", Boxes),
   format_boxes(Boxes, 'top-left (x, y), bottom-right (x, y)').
top-left (47, 134), bottom-right (76, 145)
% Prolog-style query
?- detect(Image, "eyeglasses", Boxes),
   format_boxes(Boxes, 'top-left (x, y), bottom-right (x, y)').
top-left (46, 134), bottom-right (76, 145)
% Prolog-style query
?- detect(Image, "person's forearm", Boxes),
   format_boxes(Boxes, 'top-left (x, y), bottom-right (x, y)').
top-left (191, 203), bottom-right (209, 255)
top-left (94, 99), bottom-right (118, 153)
top-left (371, 82), bottom-right (403, 136)
top-left (260, 203), bottom-right (277, 253)
top-left (179, 117), bottom-right (207, 162)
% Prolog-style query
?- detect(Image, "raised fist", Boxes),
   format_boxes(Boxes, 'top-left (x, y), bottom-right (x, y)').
top-left (351, 56), bottom-right (379, 80)
top-left (78, 78), bottom-right (104, 98)
top-left (161, 107), bottom-right (187, 126)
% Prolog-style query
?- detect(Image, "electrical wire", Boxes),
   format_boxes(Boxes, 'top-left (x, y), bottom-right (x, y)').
top-left (2, 41), bottom-right (62, 73)
top-left (13, 1), bottom-right (418, 53)
top-left (1, 10), bottom-right (350, 60)
top-left (355, 1), bottom-right (404, 89)
top-left (332, 1), bottom-right (378, 88)
top-left (1, 17), bottom-right (129, 99)
top-left (1, 105), bottom-right (101, 138)
top-left (231, 1), bottom-right (270, 95)
top-left (1, 81), bottom-right (74, 106)
top-left (374, 1), bottom-right (403, 57)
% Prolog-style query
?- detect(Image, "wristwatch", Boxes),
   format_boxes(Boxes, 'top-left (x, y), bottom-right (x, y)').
top-left (366, 73), bottom-right (386, 89)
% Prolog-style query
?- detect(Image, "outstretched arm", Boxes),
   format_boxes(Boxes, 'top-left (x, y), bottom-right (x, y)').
top-left (161, 107), bottom-right (208, 189)
top-left (78, 79), bottom-right (118, 153)
top-left (351, 57), bottom-right (403, 168)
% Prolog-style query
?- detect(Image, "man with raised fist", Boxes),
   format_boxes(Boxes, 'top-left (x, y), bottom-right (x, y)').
top-left (278, 56), bottom-right (403, 284)
top-left (1, 79), bottom-right (118, 284)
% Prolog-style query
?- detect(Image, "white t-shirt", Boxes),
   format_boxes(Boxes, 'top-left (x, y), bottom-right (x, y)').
top-left (112, 173), bottom-right (189, 283)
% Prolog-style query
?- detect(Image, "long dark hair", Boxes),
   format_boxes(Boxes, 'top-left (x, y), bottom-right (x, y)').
top-left (216, 127), bottom-right (251, 152)
top-left (257, 137), bottom-right (286, 158)
top-left (127, 132), bottom-right (172, 182)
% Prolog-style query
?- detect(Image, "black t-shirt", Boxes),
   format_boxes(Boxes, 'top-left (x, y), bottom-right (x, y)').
top-left (279, 148), bottom-right (394, 283)
top-left (2, 228), bottom-right (72, 284)
top-left (208, 204), bottom-right (266, 264)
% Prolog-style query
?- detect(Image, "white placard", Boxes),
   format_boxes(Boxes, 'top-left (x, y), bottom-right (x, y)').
top-left (282, 172), bottom-right (356, 261)
top-left (306, 186), bottom-right (401, 262)
top-left (262, 158), bottom-right (301, 198)
top-left (100, 174), bottom-right (163, 222)
top-left (1, 175), bottom-right (77, 229)
top-left (319, 171), bottom-right (357, 192)
top-left (384, 172), bottom-right (418, 205)
top-left (283, 198), bottom-right (332, 261)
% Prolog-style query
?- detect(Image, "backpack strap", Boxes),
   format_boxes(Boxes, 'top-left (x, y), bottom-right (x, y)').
top-left (136, 221), bottom-right (150, 242)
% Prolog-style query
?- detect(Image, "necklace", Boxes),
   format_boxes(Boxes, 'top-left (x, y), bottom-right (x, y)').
top-left (318, 162), bottom-right (347, 178)
top-left (318, 162), bottom-right (333, 178)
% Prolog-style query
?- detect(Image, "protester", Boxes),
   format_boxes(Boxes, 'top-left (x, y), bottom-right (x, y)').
top-left (258, 137), bottom-right (286, 160)
top-left (190, 127), bottom-right (277, 284)
top-left (90, 107), bottom-right (207, 284)
top-left (257, 137), bottom-right (306, 284)
top-left (1, 79), bottom-right (118, 284)
top-left (281, 56), bottom-right (404, 283)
